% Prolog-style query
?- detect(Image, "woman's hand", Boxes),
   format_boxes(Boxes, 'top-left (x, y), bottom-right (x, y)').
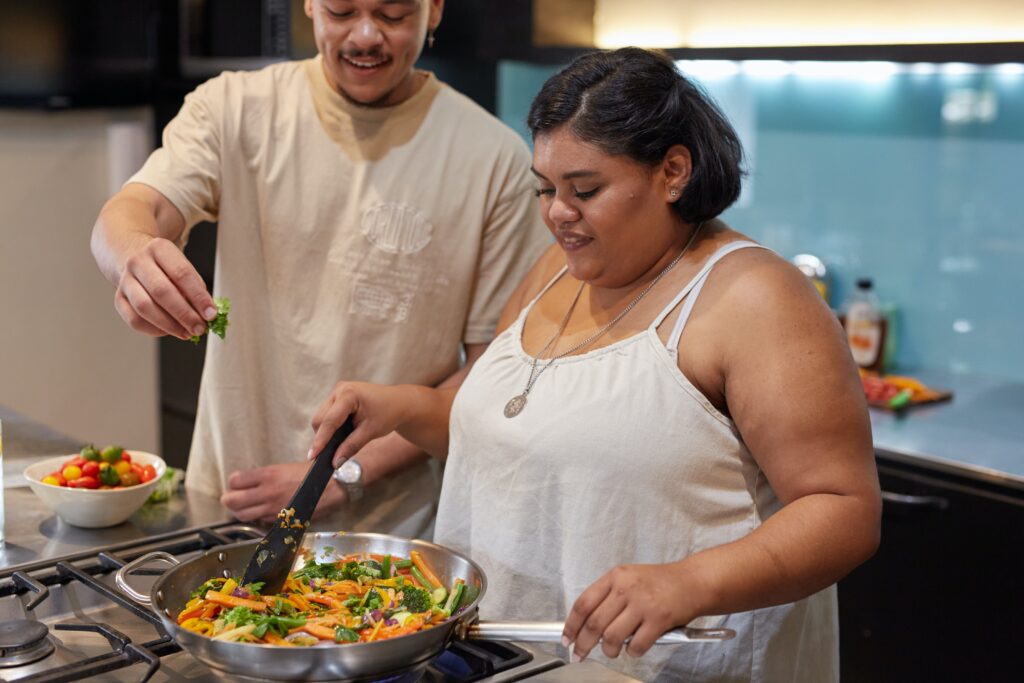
top-left (562, 562), bottom-right (704, 662)
top-left (309, 382), bottom-right (408, 467)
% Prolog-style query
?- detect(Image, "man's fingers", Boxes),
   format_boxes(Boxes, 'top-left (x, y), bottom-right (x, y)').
top-left (114, 289), bottom-right (165, 337)
top-left (226, 469), bottom-right (263, 490)
top-left (151, 241), bottom-right (215, 323)
top-left (125, 246), bottom-right (204, 336)
top-left (119, 277), bottom-right (192, 339)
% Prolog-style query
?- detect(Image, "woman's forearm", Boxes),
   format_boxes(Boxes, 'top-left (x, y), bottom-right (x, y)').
top-left (678, 491), bottom-right (880, 619)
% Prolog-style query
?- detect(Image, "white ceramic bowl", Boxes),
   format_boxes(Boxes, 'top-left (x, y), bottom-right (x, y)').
top-left (24, 451), bottom-right (167, 528)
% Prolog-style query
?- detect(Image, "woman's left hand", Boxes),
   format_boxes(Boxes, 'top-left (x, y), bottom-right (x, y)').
top-left (562, 562), bottom-right (701, 662)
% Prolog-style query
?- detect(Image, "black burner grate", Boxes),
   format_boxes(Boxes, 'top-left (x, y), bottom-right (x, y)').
top-left (0, 522), bottom-right (263, 682)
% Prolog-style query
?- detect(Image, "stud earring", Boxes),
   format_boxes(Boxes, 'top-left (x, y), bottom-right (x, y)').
top-left (669, 188), bottom-right (680, 198)
top-left (427, 30), bottom-right (435, 48)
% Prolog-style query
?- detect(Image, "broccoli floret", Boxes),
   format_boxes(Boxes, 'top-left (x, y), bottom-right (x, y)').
top-left (400, 586), bottom-right (433, 613)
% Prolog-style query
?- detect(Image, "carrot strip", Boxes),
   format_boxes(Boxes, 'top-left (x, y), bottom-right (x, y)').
top-left (298, 622), bottom-right (338, 640)
top-left (409, 551), bottom-right (442, 589)
top-left (263, 631), bottom-right (292, 646)
top-left (304, 593), bottom-right (343, 608)
top-left (204, 591), bottom-right (267, 611)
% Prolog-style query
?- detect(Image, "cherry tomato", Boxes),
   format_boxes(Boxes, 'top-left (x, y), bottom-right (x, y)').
top-left (62, 465), bottom-right (83, 481)
top-left (81, 461), bottom-right (100, 478)
top-left (119, 471), bottom-right (141, 487)
top-left (140, 464), bottom-right (157, 483)
top-left (120, 452), bottom-right (132, 463)
top-left (41, 475), bottom-right (61, 486)
top-left (114, 460), bottom-right (132, 476)
top-left (131, 463), bottom-right (145, 478)
top-left (68, 476), bottom-right (99, 489)
top-left (53, 472), bottom-right (67, 486)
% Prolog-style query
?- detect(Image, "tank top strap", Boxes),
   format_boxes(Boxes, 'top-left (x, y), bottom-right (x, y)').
top-left (652, 241), bottom-right (769, 350)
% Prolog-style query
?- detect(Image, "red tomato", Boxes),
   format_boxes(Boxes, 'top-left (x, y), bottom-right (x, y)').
top-left (81, 461), bottom-right (100, 478)
top-left (69, 456), bottom-right (87, 468)
top-left (140, 464), bottom-right (157, 483)
top-left (68, 476), bottom-right (100, 489)
top-left (120, 452), bottom-right (132, 463)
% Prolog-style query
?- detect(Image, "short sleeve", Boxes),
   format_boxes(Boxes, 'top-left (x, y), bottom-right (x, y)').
top-left (462, 140), bottom-right (550, 345)
top-left (127, 77), bottom-right (225, 246)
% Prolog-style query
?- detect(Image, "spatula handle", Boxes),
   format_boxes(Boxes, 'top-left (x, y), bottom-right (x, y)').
top-left (240, 417), bottom-right (355, 589)
top-left (289, 416), bottom-right (356, 522)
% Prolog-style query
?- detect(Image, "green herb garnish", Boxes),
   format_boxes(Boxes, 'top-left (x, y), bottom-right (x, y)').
top-left (190, 297), bottom-right (231, 344)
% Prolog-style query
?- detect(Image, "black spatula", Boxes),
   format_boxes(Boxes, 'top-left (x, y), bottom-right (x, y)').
top-left (240, 417), bottom-right (356, 594)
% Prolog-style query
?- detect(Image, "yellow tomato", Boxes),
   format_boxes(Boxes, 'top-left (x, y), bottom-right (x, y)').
top-left (114, 460), bottom-right (132, 475)
top-left (62, 465), bottom-right (82, 480)
top-left (42, 475), bottom-right (62, 486)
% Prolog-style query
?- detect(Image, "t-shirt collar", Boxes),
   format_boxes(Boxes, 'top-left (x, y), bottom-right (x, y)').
top-left (307, 53), bottom-right (440, 123)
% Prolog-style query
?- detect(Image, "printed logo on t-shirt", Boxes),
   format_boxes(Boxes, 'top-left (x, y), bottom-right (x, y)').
top-left (349, 277), bottom-right (414, 323)
top-left (361, 202), bottom-right (433, 254)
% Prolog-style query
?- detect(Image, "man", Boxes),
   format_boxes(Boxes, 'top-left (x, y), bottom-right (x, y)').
top-left (91, 0), bottom-right (548, 532)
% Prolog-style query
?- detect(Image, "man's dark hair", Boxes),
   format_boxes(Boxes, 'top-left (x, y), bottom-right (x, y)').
top-left (527, 47), bottom-right (744, 223)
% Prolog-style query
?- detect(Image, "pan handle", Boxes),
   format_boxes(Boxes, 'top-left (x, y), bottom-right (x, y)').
top-left (114, 551), bottom-right (181, 606)
top-left (466, 621), bottom-right (735, 644)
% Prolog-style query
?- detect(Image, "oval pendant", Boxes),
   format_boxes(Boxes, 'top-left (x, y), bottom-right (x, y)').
top-left (504, 394), bottom-right (527, 418)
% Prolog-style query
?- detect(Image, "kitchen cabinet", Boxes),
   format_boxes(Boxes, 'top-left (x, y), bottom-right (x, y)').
top-left (838, 457), bottom-right (1024, 683)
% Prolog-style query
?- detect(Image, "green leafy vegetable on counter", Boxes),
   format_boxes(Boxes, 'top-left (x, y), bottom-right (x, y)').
top-left (190, 297), bottom-right (231, 344)
top-left (146, 467), bottom-right (184, 504)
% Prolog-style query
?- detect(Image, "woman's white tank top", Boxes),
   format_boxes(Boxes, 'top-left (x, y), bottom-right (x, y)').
top-left (434, 242), bottom-right (839, 682)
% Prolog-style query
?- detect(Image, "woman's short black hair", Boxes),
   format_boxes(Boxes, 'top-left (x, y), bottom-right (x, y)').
top-left (527, 47), bottom-right (744, 224)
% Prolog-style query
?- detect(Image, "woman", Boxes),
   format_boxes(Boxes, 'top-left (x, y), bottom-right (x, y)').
top-left (309, 48), bottom-right (880, 682)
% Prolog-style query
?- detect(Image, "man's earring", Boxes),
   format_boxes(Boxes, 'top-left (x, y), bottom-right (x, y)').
top-left (428, 30), bottom-right (435, 48)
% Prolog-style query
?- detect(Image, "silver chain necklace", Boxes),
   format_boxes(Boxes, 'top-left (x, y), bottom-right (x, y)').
top-left (504, 222), bottom-right (704, 418)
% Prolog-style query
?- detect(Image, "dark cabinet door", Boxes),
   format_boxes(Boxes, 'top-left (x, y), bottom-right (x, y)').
top-left (839, 461), bottom-right (1024, 682)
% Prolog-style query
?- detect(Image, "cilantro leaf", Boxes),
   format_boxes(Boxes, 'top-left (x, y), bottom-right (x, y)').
top-left (190, 297), bottom-right (231, 344)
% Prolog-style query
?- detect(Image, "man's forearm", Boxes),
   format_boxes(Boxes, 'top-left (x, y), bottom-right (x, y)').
top-left (91, 185), bottom-right (187, 286)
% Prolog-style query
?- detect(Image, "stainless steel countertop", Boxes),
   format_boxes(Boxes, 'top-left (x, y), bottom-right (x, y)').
top-left (868, 369), bottom-right (1024, 491)
top-left (1, 455), bottom-right (233, 572)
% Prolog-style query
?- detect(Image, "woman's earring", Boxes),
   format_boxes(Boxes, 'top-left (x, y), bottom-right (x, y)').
top-left (669, 187), bottom-right (680, 198)
top-left (428, 30), bottom-right (435, 48)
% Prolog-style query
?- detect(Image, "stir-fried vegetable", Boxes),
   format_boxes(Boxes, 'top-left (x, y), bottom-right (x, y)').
top-left (177, 552), bottom-right (468, 646)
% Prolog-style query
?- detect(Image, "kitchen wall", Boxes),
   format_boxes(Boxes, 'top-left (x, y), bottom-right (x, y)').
top-left (0, 109), bottom-right (159, 452)
top-left (497, 59), bottom-right (1024, 380)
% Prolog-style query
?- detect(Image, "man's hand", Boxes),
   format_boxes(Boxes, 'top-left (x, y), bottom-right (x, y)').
top-left (220, 461), bottom-right (348, 523)
top-left (115, 237), bottom-right (217, 340)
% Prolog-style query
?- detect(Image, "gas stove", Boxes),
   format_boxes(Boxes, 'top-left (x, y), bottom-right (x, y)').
top-left (0, 523), bottom-right (586, 683)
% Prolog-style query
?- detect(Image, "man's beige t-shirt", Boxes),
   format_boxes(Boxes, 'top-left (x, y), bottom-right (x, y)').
top-left (130, 57), bottom-right (549, 528)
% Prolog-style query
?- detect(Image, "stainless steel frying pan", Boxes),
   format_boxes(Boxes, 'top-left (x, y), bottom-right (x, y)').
top-left (115, 532), bottom-right (734, 681)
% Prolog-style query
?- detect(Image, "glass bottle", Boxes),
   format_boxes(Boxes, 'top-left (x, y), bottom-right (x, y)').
top-left (843, 278), bottom-right (887, 373)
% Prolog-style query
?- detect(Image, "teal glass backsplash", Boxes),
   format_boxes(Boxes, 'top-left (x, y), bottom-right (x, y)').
top-left (497, 60), bottom-right (1024, 380)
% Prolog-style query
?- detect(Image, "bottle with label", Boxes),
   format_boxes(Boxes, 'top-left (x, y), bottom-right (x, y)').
top-left (843, 278), bottom-right (887, 373)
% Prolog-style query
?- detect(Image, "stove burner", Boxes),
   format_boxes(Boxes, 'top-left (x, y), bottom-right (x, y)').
top-left (0, 619), bottom-right (55, 668)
